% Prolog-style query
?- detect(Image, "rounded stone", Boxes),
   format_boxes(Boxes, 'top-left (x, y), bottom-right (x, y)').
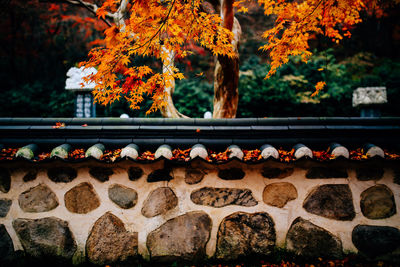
top-left (0, 224), bottom-right (14, 261)
top-left (128, 166), bottom-right (143, 181)
top-left (12, 217), bottom-right (77, 260)
top-left (216, 212), bottom-right (276, 260)
top-left (356, 167), bottom-right (384, 181)
top-left (303, 184), bottom-right (355, 221)
top-left (184, 168), bottom-right (205, 184)
top-left (146, 211), bottom-right (212, 261)
top-left (0, 168), bottom-right (11, 193)
top-left (191, 187), bottom-right (257, 208)
top-left (147, 169), bottom-right (173, 183)
top-left (261, 167), bottom-right (294, 179)
top-left (89, 167), bottom-right (114, 182)
top-left (86, 212), bottom-right (138, 265)
top-left (141, 187), bottom-right (178, 218)
top-left (352, 225), bottom-right (400, 257)
top-left (286, 217), bottom-right (342, 259)
top-left (0, 199), bottom-right (12, 217)
top-left (360, 184), bottom-right (396, 219)
top-left (47, 167), bottom-right (77, 183)
top-left (18, 184), bottom-right (59, 213)
top-left (263, 182), bottom-right (297, 208)
top-left (218, 168), bottom-right (245, 180)
top-left (23, 169), bottom-right (38, 182)
top-left (305, 167), bottom-right (348, 179)
top-left (394, 168), bottom-right (400, 185)
top-left (108, 184), bottom-right (138, 209)
top-left (64, 182), bottom-right (100, 214)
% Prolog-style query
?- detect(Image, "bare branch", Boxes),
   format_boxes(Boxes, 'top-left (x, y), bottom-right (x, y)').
top-left (61, 0), bottom-right (113, 27)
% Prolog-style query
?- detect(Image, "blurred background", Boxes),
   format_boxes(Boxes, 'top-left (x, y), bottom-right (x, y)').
top-left (0, 1), bottom-right (399, 118)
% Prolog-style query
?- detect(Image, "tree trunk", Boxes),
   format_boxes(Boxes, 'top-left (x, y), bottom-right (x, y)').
top-left (160, 48), bottom-right (189, 118)
top-left (212, 0), bottom-right (241, 118)
top-left (115, 1), bottom-right (186, 118)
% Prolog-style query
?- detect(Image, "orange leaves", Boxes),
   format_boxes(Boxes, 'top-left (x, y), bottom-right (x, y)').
top-left (171, 148), bottom-right (191, 161)
top-left (96, 0), bottom-right (118, 19)
top-left (0, 148), bottom-right (18, 161)
top-left (206, 149), bottom-right (231, 163)
top-left (311, 81), bottom-right (326, 97)
top-left (68, 149), bottom-right (85, 160)
top-left (260, 0), bottom-right (375, 79)
top-left (349, 148), bottom-right (369, 160)
top-left (52, 122), bottom-right (65, 129)
top-left (100, 149), bottom-right (121, 162)
top-left (80, 0), bottom-right (235, 114)
top-left (243, 149), bottom-right (262, 162)
top-left (278, 148), bottom-right (295, 162)
top-left (137, 151), bottom-right (155, 161)
top-left (312, 150), bottom-right (335, 161)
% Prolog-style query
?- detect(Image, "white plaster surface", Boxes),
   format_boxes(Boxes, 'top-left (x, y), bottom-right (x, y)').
top-left (0, 161), bottom-right (399, 261)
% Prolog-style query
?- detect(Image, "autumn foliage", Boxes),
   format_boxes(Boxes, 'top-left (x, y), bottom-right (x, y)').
top-left (68, 0), bottom-right (394, 115)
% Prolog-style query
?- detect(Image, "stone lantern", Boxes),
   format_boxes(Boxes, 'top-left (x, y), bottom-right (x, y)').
top-left (352, 87), bottom-right (387, 117)
top-left (65, 67), bottom-right (97, 118)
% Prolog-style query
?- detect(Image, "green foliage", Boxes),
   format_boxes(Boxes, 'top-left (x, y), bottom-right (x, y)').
top-left (237, 50), bottom-right (400, 117)
top-left (173, 79), bottom-right (214, 118)
top-left (0, 82), bottom-right (75, 117)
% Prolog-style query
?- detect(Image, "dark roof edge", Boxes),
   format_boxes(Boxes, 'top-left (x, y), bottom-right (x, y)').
top-left (0, 117), bottom-right (399, 149)
top-left (1, 117), bottom-right (400, 126)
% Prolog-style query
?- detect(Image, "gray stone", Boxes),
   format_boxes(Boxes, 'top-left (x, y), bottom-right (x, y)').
top-left (360, 184), bottom-right (396, 219)
top-left (216, 212), bottom-right (276, 260)
top-left (108, 184), bottom-right (138, 209)
top-left (352, 87), bottom-right (387, 107)
top-left (263, 182), bottom-right (297, 208)
top-left (64, 182), bottom-right (100, 214)
top-left (89, 167), bottom-right (114, 182)
top-left (356, 167), bottom-right (384, 181)
top-left (0, 168), bottom-right (11, 193)
top-left (352, 225), bottom-right (400, 257)
top-left (261, 167), bottom-right (294, 179)
top-left (128, 166), bottom-right (143, 181)
top-left (146, 211), bottom-right (212, 261)
top-left (18, 184), bottom-right (59, 213)
top-left (286, 217), bottom-right (342, 259)
top-left (306, 167), bottom-right (348, 178)
top-left (0, 224), bottom-right (15, 261)
top-left (86, 212), bottom-right (138, 265)
top-left (218, 168), bottom-right (245, 180)
top-left (191, 187), bottom-right (257, 208)
top-left (394, 168), bottom-right (400, 185)
top-left (303, 184), bottom-right (355, 221)
top-left (185, 168), bottom-right (205, 184)
top-left (23, 169), bottom-right (37, 182)
top-left (47, 167), bottom-right (77, 183)
top-left (0, 199), bottom-right (12, 217)
top-left (141, 187), bottom-right (178, 218)
top-left (147, 169), bottom-right (173, 183)
top-left (12, 217), bottom-right (76, 260)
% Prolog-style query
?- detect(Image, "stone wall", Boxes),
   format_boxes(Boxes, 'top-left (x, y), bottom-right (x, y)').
top-left (0, 159), bottom-right (399, 264)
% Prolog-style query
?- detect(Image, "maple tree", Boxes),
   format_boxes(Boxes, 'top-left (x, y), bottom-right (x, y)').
top-left (46, 0), bottom-right (395, 118)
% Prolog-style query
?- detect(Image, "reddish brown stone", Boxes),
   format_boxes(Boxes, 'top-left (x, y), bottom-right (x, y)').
top-left (263, 182), bottom-right (297, 208)
top-left (86, 212), bottom-right (138, 264)
top-left (64, 182), bottom-right (100, 214)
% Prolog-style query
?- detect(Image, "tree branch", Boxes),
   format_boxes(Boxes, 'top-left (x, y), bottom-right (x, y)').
top-left (61, 0), bottom-right (113, 27)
